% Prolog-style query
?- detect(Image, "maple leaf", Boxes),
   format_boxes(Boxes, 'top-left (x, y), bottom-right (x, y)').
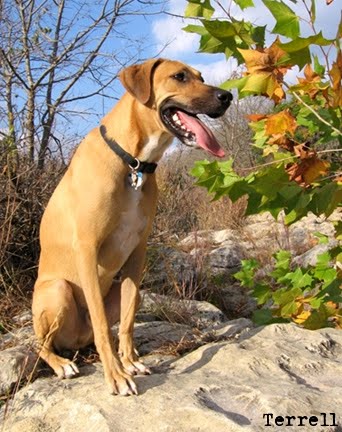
top-left (265, 109), bottom-right (297, 136)
top-left (293, 308), bottom-right (311, 325)
top-left (296, 64), bottom-right (322, 99)
top-left (246, 114), bottom-right (267, 122)
top-left (286, 149), bottom-right (330, 187)
top-left (238, 39), bottom-right (292, 103)
top-left (329, 50), bottom-right (342, 108)
top-left (293, 143), bottom-right (316, 159)
top-left (268, 134), bottom-right (297, 151)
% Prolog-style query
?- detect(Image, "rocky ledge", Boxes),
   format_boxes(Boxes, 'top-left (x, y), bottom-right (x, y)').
top-left (1, 318), bottom-right (342, 432)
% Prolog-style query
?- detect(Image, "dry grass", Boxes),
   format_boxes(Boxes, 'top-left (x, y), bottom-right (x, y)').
top-left (153, 152), bottom-right (247, 239)
top-left (0, 155), bottom-right (65, 332)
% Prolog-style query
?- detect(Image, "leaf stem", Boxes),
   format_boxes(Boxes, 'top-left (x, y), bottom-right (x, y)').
top-left (285, 86), bottom-right (342, 137)
top-left (238, 148), bottom-right (342, 172)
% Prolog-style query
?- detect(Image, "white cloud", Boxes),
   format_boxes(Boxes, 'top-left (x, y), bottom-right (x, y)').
top-left (191, 58), bottom-right (239, 86)
top-left (151, 0), bottom-right (341, 89)
top-left (152, 14), bottom-right (199, 58)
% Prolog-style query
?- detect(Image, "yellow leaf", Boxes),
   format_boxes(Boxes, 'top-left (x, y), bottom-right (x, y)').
top-left (293, 309), bottom-right (311, 324)
top-left (265, 110), bottom-right (297, 136)
top-left (303, 158), bottom-right (330, 184)
top-left (329, 50), bottom-right (342, 107)
top-left (237, 39), bottom-right (292, 103)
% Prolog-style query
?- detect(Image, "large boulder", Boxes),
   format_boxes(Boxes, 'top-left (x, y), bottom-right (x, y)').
top-left (2, 323), bottom-right (341, 432)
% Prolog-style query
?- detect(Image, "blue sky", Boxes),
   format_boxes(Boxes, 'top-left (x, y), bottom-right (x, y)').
top-left (69, 0), bottom-right (342, 138)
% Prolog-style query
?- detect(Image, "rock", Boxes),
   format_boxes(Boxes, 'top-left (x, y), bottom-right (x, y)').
top-left (139, 291), bottom-right (227, 326)
top-left (144, 245), bottom-right (195, 287)
top-left (0, 326), bottom-right (35, 350)
top-left (0, 346), bottom-right (38, 396)
top-left (131, 321), bottom-right (196, 356)
top-left (293, 242), bottom-right (339, 267)
top-left (207, 242), bottom-right (244, 272)
top-left (203, 318), bottom-right (254, 340)
top-left (2, 323), bottom-right (341, 432)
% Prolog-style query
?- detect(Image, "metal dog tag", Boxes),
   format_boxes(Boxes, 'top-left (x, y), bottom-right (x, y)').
top-left (129, 171), bottom-right (143, 190)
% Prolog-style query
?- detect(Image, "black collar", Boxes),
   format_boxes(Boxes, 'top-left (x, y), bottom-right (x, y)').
top-left (99, 125), bottom-right (157, 174)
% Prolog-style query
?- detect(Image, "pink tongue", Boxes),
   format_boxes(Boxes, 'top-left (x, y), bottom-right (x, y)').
top-left (177, 111), bottom-right (225, 158)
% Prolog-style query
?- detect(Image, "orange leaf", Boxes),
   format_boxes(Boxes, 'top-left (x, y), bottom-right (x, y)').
top-left (303, 64), bottom-right (320, 82)
top-left (293, 143), bottom-right (315, 159)
top-left (268, 134), bottom-right (297, 151)
top-left (286, 155), bottom-right (330, 187)
top-left (265, 110), bottom-right (297, 136)
top-left (293, 309), bottom-right (311, 324)
top-left (329, 50), bottom-right (342, 107)
top-left (238, 39), bottom-right (292, 103)
top-left (303, 158), bottom-right (330, 184)
top-left (246, 114), bottom-right (267, 122)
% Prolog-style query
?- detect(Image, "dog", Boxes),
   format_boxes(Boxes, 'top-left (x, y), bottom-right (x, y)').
top-left (32, 58), bottom-right (232, 396)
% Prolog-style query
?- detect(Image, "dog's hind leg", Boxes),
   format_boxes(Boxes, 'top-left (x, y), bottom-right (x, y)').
top-left (32, 279), bottom-right (87, 378)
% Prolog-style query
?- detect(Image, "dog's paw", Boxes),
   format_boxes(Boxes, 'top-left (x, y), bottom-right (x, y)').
top-left (121, 358), bottom-right (151, 376)
top-left (106, 370), bottom-right (138, 396)
top-left (55, 360), bottom-right (79, 379)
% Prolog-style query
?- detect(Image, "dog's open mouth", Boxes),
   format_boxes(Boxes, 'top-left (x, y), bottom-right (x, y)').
top-left (161, 107), bottom-right (225, 158)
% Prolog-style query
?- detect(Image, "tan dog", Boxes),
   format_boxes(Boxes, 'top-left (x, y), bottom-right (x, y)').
top-left (32, 58), bottom-right (232, 395)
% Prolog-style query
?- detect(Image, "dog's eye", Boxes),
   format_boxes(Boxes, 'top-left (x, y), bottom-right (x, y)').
top-left (172, 72), bottom-right (187, 82)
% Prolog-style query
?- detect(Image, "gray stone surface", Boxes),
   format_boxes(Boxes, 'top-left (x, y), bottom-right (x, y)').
top-left (1, 323), bottom-right (341, 432)
top-left (0, 346), bottom-right (38, 396)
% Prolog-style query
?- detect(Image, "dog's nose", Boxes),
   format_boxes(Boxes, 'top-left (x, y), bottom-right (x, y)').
top-left (215, 89), bottom-right (233, 106)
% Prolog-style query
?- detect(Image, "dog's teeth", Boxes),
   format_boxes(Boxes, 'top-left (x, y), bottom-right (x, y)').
top-left (181, 125), bottom-right (186, 130)
top-left (175, 120), bottom-right (182, 125)
top-left (172, 114), bottom-right (179, 121)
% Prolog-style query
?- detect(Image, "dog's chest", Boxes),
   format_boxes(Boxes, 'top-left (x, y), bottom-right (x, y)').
top-left (98, 189), bottom-right (147, 274)
top-left (116, 191), bottom-right (146, 252)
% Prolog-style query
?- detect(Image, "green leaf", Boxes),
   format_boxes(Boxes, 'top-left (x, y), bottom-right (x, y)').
top-left (309, 182), bottom-right (342, 217)
top-left (280, 32), bottom-right (333, 52)
top-left (273, 286), bottom-right (302, 305)
top-left (234, 259), bottom-right (259, 288)
top-left (302, 305), bottom-right (332, 330)
top-left (279, 32), bottom-right (333, 69)
top-left (253, 283), bottom-right (272, 305)
top-left (286, 268), bottom-right (313, 289)
top-left (251, 25), bottom-right (266, 47)
top-left (313, 232), bottom-right (329, 244)
top-left (202, 20), bottom-right (237, 39)
top-left (262, 0), bottom-right (300, 39)
top-left (183, 24), bottom-right (208, 36)
top-left (271, 250), bottom-right (292, 280)
top-left (313, 251), bottom-right (337, 284)
top-left (281, 300), bottom-right (298, 317)
top-left (185, 0), bottom-right (214, 18)
top-left (252, 309), bottom-right (286, 325)
top-left (313, 55), bottom-right (325, 76)
top-left (221, 76), bottom-right (249, 92)
top-left (234, 0), bottom-right (254, 10)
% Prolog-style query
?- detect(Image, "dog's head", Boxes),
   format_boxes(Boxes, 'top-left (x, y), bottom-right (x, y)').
top-left (119, 59), bottom-right (232, 158)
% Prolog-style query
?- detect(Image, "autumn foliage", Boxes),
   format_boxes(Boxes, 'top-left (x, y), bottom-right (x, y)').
top-left (184, 0), bottom-right (341, 329)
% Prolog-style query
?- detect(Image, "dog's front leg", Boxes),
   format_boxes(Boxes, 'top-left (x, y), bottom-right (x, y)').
top-left (75, 241), bottom-right (137, 395)
top-left (119, 240), bottom-right (151, 375)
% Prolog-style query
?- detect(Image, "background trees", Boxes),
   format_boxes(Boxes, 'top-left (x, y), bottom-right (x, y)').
top-left (0, 0), bottom-right (159, 172)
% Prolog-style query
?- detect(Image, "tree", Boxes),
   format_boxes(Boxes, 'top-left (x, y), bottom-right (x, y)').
top-left (183, 0), bottom-right (342, 329)
top-left (0, 0), bottom-right (162, 171)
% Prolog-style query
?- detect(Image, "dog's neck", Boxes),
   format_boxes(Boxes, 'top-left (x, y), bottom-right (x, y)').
top-left (102, 93), bottom-right (173, 164)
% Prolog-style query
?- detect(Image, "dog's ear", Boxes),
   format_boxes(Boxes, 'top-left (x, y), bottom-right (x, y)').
top-left (119, 59), bottom-right (163, 105)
